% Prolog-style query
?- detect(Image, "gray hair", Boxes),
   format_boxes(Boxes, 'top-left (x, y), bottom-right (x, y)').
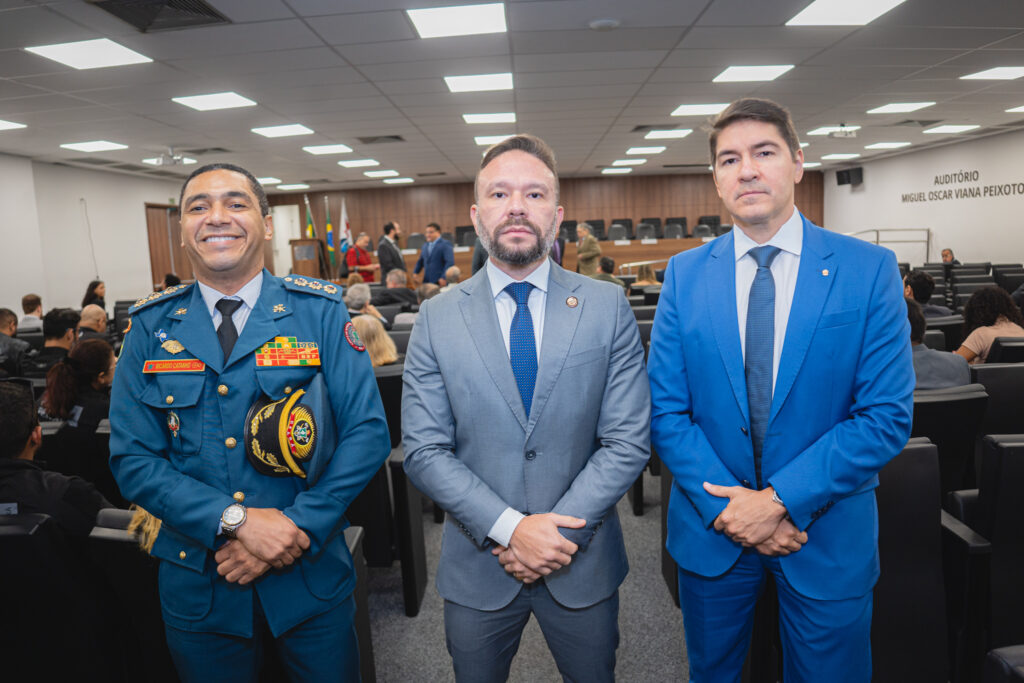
top-left (344, 283), bottom-right (371, 310)
top-left (577, 222), bottom-right (592, 234)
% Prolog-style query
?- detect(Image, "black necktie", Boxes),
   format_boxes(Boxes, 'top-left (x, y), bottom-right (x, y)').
top-left (216, 298), bottom-right (243, 361)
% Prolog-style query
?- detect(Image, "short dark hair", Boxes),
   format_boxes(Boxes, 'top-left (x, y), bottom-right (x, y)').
top-left (179, 163), bottom-right (270, 216)
top-left (164, 273), bottom-right (181, 288)
top-left (599, 256), bottom-right (615, 274)
top-left (904, 270), bottom-right (936, 305)
top-left (477, 134), bottom-right (559, 202)
top-left (426, 222), bottom-right (441, 232)
top-left (21, 294), bottom-right (41, 314)
top-left (0, 382), bottom-right (37, 459)
top-left (709, 98), bottom-right (801, 164)
top-left (906, 297), bottom-right (925, 343)
top-left (383, 222), bottom-right (397, 236)
top-left (43, 308), bottom-right (80, 340)
top-left (0, 308), bottom-right (16, 330)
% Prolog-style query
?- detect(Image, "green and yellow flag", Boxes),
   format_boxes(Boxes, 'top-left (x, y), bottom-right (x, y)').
top-left (324, 195), bottom-right (336, 266)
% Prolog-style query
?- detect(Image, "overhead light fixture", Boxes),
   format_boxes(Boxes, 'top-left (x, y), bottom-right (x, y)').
top-left (142, 155), bottom-right (196, 165)
top-left (803, 162), bottom-right (822, 168)
top-left (602, 168), bottom-right (632, 174)
top-left (277, 183), bottom-right (310, 190)
top-left (1006, 104), bottom-right (1024, 113)
top-left (475, 134), bottom-right (514, 145)
top-left (800, 142), bottom-right (809, 148)
top-left (172, 92), bottom-right (256, 111)
top-left (384, 177), bottom-right (414, 184)
top-left (365, 170), bottom-right (400, 178)
top-left (821, 153), bottom-right (861, 160)
top-left (463, 112), bottom-right (516, 124)
top-left (60, 140), bottom-right (128, 152)
top-left (924, 124), bottom-right (979, 134)
top-left (671, 103), bottom-right (728, 116)
top-left (612, 159), bottom-right (646, 166)
top-left (786, 0), bottom-right (905, 25)
top-left (303, 143), bottom-right (353, 155)
top-left (407, 3), bottom-right (506, 39)
top-left (338, 159), bottom-right (379, 168)
top-left (713, 65), bottom-right (793, 82)
top-left (807, 125), bottom-right (861, 136)
top-left (961, 67), bottom-right (1024, 80)
top-left (256, 177), bottom-right (282, 185)
top-left (0, 119), bottom-right (26, 131)
top-left (251, 124), bottom-right (314, 138)
top-left (445, 73), bottom-right (513, 93)
top-left (627, 146), bottom-right (666, 154)
top-left (25, 38), bottom-right (151, 70)
top-left (865, 142), bottom-right (911, 149)
top-left (645, 129), bottom-right (692, 140)
top-left (867, 101), bottom-right (935, 114)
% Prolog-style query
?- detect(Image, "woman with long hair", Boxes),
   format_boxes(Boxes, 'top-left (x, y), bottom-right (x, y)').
top-left (351, 315), bottom-right (399, 367)
top-left (630, 263), bottom-right (660, 294)
top-left (42, 338), bottom-right (115, 432)
top-left (81, 279), bottom-right (106, 310)
top-left (955, 286), bottom-right (1024, 363)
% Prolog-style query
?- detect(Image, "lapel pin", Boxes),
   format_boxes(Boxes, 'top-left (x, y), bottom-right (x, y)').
top-left (175, 308), bottom-right (188, 315)
top-left (821, 269), bottom-right (829, 277)
top-left (566, 296), bottom-right (578, 308)
top-left (273, 304), bottom-right (286, 313)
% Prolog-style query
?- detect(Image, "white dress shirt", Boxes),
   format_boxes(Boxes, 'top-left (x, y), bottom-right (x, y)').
top-left (733, 208), bottom-right (803, 391)
top-left (484, 257), bottom-right (551, 546)
top-left (197, 271), bottom-right (263, 336)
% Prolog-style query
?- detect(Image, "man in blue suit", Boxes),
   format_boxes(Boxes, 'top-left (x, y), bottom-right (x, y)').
top-left (648, 99), bottom-right (914, 682)
top-left (109, 163), bottom-right (391, 682)
top-left (413, 222), bottom-right (455, 286)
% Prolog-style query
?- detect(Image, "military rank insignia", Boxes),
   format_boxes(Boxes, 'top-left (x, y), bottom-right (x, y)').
top-left (161, 339), bottom-right (185, 354)
top-left (344, 322), bottom-right (365, 352)
top-left (244, 390), bottom-right (317, 478)
top-left (255, 337), bottom-right (321, 367)
top-left (167, 411), bottom-right (180, 438)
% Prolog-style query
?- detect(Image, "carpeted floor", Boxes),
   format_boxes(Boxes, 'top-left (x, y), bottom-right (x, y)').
top-left (366, 471), bottom-right (688, 682)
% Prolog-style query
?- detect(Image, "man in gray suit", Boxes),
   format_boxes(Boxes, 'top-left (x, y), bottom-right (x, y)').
top-left (907, 298), bottom-right (970, 389)
top-left (402, 134), bottom-right (650, 682)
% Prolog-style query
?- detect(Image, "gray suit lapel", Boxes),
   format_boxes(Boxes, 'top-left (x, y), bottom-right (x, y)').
top-left (458, 270), bottom-right (529, 430)
top-left (527, 266), bottom-right (583, 436)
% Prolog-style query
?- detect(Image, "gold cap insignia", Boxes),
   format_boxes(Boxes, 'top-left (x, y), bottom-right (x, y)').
top-left (244, 390), bottom-right (316, 479)
top-left (162, 339), bottom-right (185, 354)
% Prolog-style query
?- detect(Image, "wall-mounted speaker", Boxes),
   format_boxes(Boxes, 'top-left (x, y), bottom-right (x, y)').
top-left (836, 167), bottom-right (864, 186)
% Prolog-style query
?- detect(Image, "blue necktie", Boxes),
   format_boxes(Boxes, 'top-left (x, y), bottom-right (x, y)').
top-left (745, 245), bottom-right (781, 487)
top-left (505, 282), bottom-right (538, 417)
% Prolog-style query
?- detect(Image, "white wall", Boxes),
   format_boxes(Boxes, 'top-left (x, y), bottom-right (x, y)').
top-left (0, 155), bottom-right (46, 315)
top-left (271, 203), bottom-right (300, 276)
top-left (824, 128), bottom-right (1024, 266)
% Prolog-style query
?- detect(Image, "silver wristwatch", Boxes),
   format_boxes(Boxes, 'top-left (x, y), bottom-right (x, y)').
top-left (221, 503), bottom-right (247, 538)
top-left (771, 489), bottom-right (785, 508)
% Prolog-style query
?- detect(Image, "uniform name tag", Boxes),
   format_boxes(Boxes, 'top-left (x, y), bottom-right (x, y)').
top-left (143, 359), bottom-right (206, 373)
top-left (255, 337), bottom-right (321, 367)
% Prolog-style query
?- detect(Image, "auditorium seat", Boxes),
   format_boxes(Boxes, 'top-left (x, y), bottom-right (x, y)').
top-left (632, 305), bottom-right (657, 321)
top-left (972, 364), bottom-right (1024, 434)
top-left (642, 287), bottom-right (661, 306)
top-left (391, 321), bottom-right (414, 332)
top-left (997, 272), bottom-right (1024, 294)
top-left (375, 303), bottom-right (402, 325)
top-left (455, 225), bottom-right (475, 246)
top-left (389, 329), bottom-right (411, 354)
top-left (627, 294), bottom-right (644, 307)
top-left (387, 446), bottom-right (429, 617)
top-left (406, 232), bottom-right (425, 250)
top-left (607, 224), bottom-right (628, 241)
top-left (38, 425), bottom-right (127, 508)
top-left (953, 273), bottom-right (996, 285)
top-left (898, 262), bottom-right (910, 277)
top-left (586, 219), bottom-right (605, 240)
top-left (15, 329), bottom-right (44, 351)
top-left (985, 646), bottom-right (1024, 682)
top-left (928, 314), bottom-right (966, 350)
top-left (610, 218), bottom-right (632, 237)
top-left (560, 219), bottom-right (577, 232)
top-left (958, 262), bottom-right (992, 274)
top-left (693, 224), bottom-right (713, 238)
top-left (953, 282), bottom-right (997, 296)
top-left (663, 223), bottom-right (684, 239)
top-left (929, 293), bottom-right (947, 307)
top-left (619, 274), bottom-right (637, 289)
top-left (559, 224), bottom-right (575, 242)
top-left (697, 214), bottom-right (721, 230)
top-left (923, 329), bottom-right (946, 350)
top-left (952, 267), bottom-right (989, 278)
top-left (636, 224), bottom-right (656, 240)
top-left (716, 224), bottom-right (733, 236)
top-left (666, 216), bottom-right (686, 234)
top-left (912, 384), bottom-right (988, 494)
top-left (987, 338), bottom-right (1024, 363)
top-left (639, 217), bottom-right (662, 232)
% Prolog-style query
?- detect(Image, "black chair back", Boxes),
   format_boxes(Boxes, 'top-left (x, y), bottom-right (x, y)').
top-left (632, 305), bottom-right (657, 321)
top-left (987, 337), bottom-right (1024, 363)
top-left (38, 427), bottom-right (127, 508)
top-left (607, 224), bottom-right (628, 241)
top-left (455, 225), bottom-right (475, 246)
top-left (636, 224), bottom-right (656, 240)
top-left (640, 217), bottom-right (662, 228)
top-left (697, 214), bottom-right (721, 229)
top-left (627, 294), bottom-right (644, 307)
top-left (927, 315), bottom-right (965, 351)
top-left (375, 304), bottom-right (402, 325)
top-left (636, 320), bottom-right (653, 354)
top-left (619, 274), bottom-right (637, 289)
top-left (663, 224), bottom-right (683, 239)
top-left (923, 329), bottom-right (946, 350)
top-left (406, 233), bottom-right (425, 250)
top-left (693, 224), bottom-right (713, 238)
top-left (15, 330), bottom-right (44, 351)
top-left (971, 364), bottom-right (1024, 433)
top-left (912, 384), bottom-right (988, 493)
top-left (642, 287), bottom-right (661, 306)
top-left (389, 329), bottom-right (412, 354)
top-left (586, 219), bottom-right (605, 240)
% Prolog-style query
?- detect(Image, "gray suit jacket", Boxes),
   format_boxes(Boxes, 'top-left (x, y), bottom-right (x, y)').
top-left (402, 265), bottom-right (650, 611)
top-left (912, 343), bottom-right (971, 390)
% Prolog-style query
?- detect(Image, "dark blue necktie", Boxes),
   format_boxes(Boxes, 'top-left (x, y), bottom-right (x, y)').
top-left (215, 298), bottom-right (243, 362)
top-left (505, 282), bottom-right (538, 417)
top-left (745, 245), bottom-right (781, 487)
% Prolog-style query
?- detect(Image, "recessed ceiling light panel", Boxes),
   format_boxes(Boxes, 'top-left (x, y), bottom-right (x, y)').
top-left (602, 168), bottom-right (632, 174)
top-left (867, 102), bottom-right (935, 114)
top-left (923, 124), bottom-right (979, 134)
top-left (612, 159), bottom-right (646, 166)
top-left (251, 124), bottom-right (314, 138)
top-left (961, 67), bottom-right (1024, 80)
top-left (60, 140), bottom-right (128, 152)
top-left (865, 142), bottom-right (911, 149)
top-left (786, 0), bottom-right (906, 26)
top-left (445, 73), bottom-right (513, 92)
top-left (713, 65), bottom-right (793, 82)
top-left (25, 38), bottom-right (151, 70)
top-left (338, 159), bottom-right (380, 168)
top-left (277, 183), bottom-right (310, 190)
top-left (303, 144), bottom-right (353, 155)
top-left (383, 177), bottom-right (414, 184)
top-left (807, 125), bottom-right (862, 136)
top-left (365, 170), bottom-right (400, 178)
top-left (475, 134), bottom-right (514, 146)
top-left (627, 146), bottom-right (666, 154)
top-left (463, 112), bottom-right (516, 124)
top-left (407, 3), bottom-right (506, 39)
top-left (671, 103), bottom-right (728, 116)
top-left (645, 129), bottom-right (692, 139)
top-left (172, 92), bottom-right (256, 111)
top-left (803, 162), bottom-right (822, 168)
top-left (821, 153), bottom-right (861, 160)
top-left (257, 177), bottom-right (282, 185)
top-left (0, 119), bottom-right (26, 131)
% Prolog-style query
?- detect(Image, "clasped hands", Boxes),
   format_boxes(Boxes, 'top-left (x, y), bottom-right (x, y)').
top-left (215, 508), bottom-right (310, 585)
top-left (492, 513), bottom-right (585, 584)
top-left (704, 483), bottom-right (808, 556)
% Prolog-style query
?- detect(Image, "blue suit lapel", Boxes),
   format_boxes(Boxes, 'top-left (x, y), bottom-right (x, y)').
top-left (770, 217), bottom-right (836, 423)
top-left (707, 232), bottom-right (750, 423)
top-left (458, 271), bottom-right (529, 430)
top-left (527, 266), bottom-right (583, 436)
top-left (169, 285), bottom-right (223, 374)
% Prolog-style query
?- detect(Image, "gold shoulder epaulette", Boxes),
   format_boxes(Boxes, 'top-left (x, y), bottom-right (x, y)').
top-left (281, 276), bottom-right (341, 300)
top-left (129, 283), bottom-right (191, 314)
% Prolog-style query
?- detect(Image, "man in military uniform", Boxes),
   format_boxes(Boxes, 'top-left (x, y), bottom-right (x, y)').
top-left (109, 163), bottom-right (391, 682)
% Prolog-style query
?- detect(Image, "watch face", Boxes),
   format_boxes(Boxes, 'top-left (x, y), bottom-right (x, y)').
top-left (223, 504), bottom-right (245, 526)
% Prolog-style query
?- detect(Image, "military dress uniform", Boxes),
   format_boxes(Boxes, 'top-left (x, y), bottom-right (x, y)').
top-left (109, 270), bottom-right (391, 681)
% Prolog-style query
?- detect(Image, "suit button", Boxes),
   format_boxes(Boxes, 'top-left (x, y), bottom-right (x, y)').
top-left (165, 395), bottom-right (174, 405)
top-left (525, 450), bottom-right (536, 460)
top-left (179, 551), bottom-right (186, 560)
top-left (741, 426), bottom-right (748, 435)
top-left (225, 437), bottom-right (237, 449)
top-left (742, 479), bottom-right (752, 487)
top-left (233, 491), bottom-right (245, 503)
top-left (217, 384), bottom-right (229, 396)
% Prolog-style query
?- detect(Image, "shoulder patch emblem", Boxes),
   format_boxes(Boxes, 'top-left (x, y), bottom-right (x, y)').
top-left (344, 321), bottom-right (365, 352)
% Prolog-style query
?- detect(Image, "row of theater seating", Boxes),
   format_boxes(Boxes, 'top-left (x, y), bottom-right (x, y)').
top-left (900, 261), bottom-right (1024, 314)
top-left (440, 217), bottom-right (729, 248)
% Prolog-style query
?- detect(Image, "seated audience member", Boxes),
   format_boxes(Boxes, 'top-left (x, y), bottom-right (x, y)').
top-left (0, 383), bottom-right (111, 536)
top-left (440, 265), bottom-right (461, 292)
top-left (907, 298), bottom-right (969, 390)
top-left (592, 256), bottom-right (627, 291)
top-left (81, 279), bottom-right (106, 311)
top-left (23, 308), bottom-right (80, 378)
top-left (78, 304), bottom-right (109, 342)
top-left (346, 232), bottom-right (380, 283)
top-left (0, 307), bottom-right (31, 376)
top-left (346, 272), bottom-right (365, 289)
top-left (18, 293), bottom-right (43, 333)
top-left (631, 263), bottom-right (660, 292)
top-left (351, 315), bottom-right (400, 367)
top-left (1014, 281), bottom-right (1024, 312)
top-left (370, 269), bottom-right (418, 309)
top-left (471, 234), bottom-right (488, 274)
top-left (40, 339), bottom-right (115, 433)
top-left (393, 283), bottom-right (440, 326)
top-left (941, 248), bottom-right (960, 265)
top-left (344, 283), bottom-right (390, 329)
top-left (159, 273), bottom-right (181, 291)
top-left (904, 270), bottom-right (952, 317)
top-left (955, 286), bottom-right (1024, 363)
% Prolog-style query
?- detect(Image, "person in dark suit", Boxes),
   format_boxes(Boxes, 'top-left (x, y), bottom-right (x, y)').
top-left (0, 307), bottom-right (31, 376)
top-left (904, 270), bottom-right (952, 318)
top-left (941, 248), bottom-right (960, 265)
top-left (23, 308), bottom-right (79, 378)
top-left (550, 234), bottom-right (566, 266)
top-left (906, 298), bottom-right (969, 389)
top-left (370, 269), bottom-right (418, 309)
top-left (377, 221), bottom-right (406, 277)
top-left (78, 304), bottom-right (110, 342)
top-left (413, 223), bottom-right (455, 286)
top-left (649, 98), bottom-right (914, 682)
top-left (471, 235), bottom-right (488, 274)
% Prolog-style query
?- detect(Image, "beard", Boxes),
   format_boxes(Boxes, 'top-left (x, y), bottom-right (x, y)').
top-left (477, 215), bottom-right (557, 267)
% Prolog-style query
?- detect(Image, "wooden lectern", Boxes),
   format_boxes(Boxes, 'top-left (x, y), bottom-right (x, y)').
top-left (289, 238), bottom-right (327, 278)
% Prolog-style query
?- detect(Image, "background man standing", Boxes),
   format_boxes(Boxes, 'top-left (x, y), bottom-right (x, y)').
top-left (377, 221), bottom-right (406, 276)
top-left (402, 134), bottom-right (650, 682)
top-left (109, 162), bottom-right (391, 682)
top-left (413, 222), bottom-right (454, 286)
top-left (346, 232), bottom-right (379, 283)
top-left (575, 223), bottom-right (601, 275)
top-left (648, 98), bottom-right (913, 682)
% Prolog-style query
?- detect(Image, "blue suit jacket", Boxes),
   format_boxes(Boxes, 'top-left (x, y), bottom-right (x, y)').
top-left (109, 271), bottom-right (391, 636)
top-left (413, 238), bottom-right (455, 284)
top-left (648, 215), bottom-right (914, 601)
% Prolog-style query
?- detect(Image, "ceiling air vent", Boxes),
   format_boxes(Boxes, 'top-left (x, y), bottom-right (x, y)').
top-left (418, 171), bottom-right (447, 177)
top-left (663, 164), bottom-right (709, 169)
top-left (893, 119), bottom-right (943, 127)
top-left (182, 146), bottom-right (231, 155)
top-left (302, 178), bottom-right (331, 184)
top-left (631, 124), bottom-right (681, 133)
top-left (87, 0), bottom-right (229, 32)
top-left (355, 135), bottom-right (405, 145)
top-left (68, 157), bottom-right (117, 165)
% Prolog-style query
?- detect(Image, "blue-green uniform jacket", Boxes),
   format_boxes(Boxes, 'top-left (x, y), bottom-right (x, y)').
top-left (109, 270), bottom-right (391, 637)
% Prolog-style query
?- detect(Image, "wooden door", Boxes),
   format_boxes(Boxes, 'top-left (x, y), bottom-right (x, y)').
top-left (145, 204), bottom-right (192, 289)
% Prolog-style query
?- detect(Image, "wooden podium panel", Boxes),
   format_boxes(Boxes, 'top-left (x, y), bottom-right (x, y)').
top-left (290, 238), bottom-right (326, 278)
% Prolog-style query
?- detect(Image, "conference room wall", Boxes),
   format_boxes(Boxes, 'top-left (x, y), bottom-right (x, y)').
top-left (268, 171), bottom-right (825, 251)
top-left (823, 127), bottom-right (1024, 266)
top-left (0, 155), bottom-right (46, 316)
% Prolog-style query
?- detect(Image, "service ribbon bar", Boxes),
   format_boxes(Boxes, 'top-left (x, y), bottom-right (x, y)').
top-left (255, 336), bottom-right (321, 367)
top-left (143, 359), bottom-right (206, 373)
